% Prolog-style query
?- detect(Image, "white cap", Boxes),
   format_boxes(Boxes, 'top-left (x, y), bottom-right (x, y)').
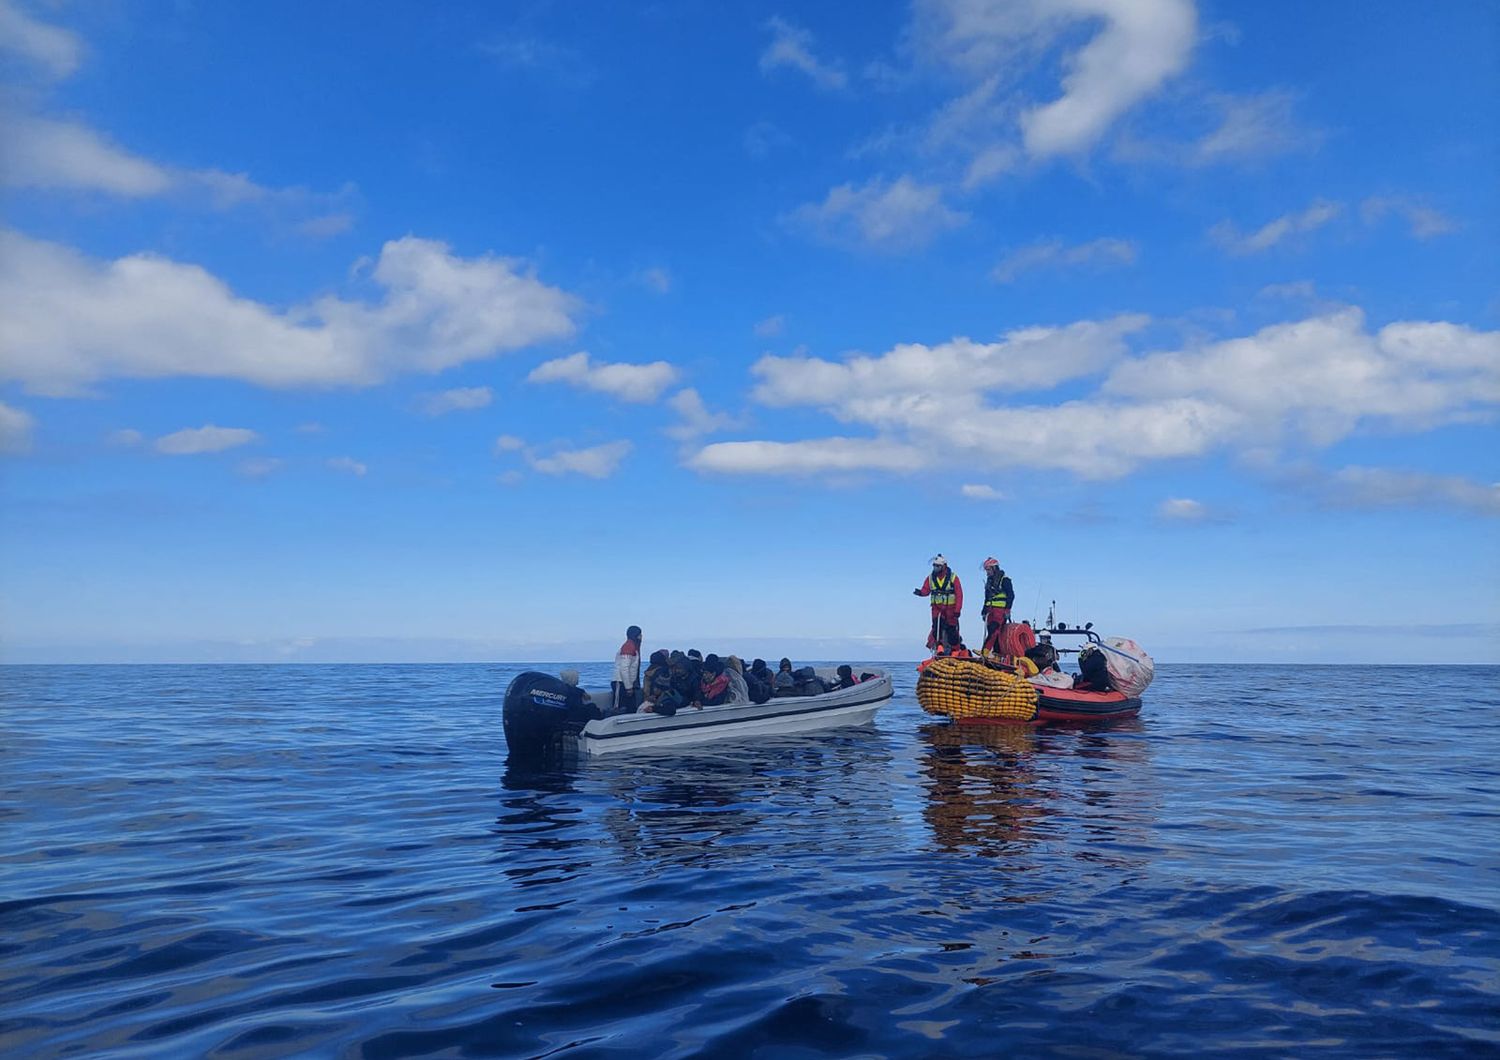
top-left (931, 554), bottom-right (947, 566)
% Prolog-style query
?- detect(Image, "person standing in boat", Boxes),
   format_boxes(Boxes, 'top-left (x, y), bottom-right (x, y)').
top-left (980, 558), bottom-right (1014, 656)
top-left (913, 554), bottom-right (963, 653)
top-left (609, 625), bottom-right (643, 716)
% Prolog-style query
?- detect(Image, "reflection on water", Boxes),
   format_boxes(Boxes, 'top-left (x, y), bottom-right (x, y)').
top-left (917, 718), bottom-right (1160, 879)
top-left (919, 723), bottom-right (1044, 856)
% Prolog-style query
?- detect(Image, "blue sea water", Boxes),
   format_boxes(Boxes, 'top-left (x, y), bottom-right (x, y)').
top-left (1, 663), bottom-right (1497, 1058)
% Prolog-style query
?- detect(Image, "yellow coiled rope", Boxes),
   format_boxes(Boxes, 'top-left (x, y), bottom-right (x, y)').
top-left (916, 656), bottom-right (1038, 722)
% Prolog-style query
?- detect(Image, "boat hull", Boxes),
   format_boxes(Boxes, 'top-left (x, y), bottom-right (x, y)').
top-left (580, 669), bottom-right (894, 754)
top-left (1034, 687), bottom-right (1141, 722)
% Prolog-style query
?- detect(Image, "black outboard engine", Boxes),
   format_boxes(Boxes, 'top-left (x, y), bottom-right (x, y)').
top-left (503, 672), bottom-right (601, 763)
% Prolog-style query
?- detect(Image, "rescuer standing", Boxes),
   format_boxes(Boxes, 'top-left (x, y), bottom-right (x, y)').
top-left (980, 558), bottom-right (1015, 656)
top-left (913, 554), bottom-right (963, 652)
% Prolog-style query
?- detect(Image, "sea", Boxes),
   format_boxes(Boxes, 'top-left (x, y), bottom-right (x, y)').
top-left (2, 663), bottom-right (1497, 1058)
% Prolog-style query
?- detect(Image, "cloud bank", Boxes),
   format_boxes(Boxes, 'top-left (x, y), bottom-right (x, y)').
top-left (0, 231), bottom-right (579, 395)
top-left (689, 307), bottom-right (1500, 479)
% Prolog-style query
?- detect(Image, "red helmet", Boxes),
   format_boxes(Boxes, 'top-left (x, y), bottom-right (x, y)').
top-left (983, 557), bottom-right (999, 569)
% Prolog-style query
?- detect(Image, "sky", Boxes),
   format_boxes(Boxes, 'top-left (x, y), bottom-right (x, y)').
top-left (1, 0), bottom-right (1497, 665)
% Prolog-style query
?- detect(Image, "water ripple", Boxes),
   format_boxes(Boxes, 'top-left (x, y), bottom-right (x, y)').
top-left (1, 662), bottom-right (1497, 1057)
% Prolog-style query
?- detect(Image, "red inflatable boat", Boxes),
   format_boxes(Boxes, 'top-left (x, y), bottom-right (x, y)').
top-left (1034, 686), bottom-right (1142, 723)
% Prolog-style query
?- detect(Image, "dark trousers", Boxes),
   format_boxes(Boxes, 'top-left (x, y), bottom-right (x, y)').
top-left (607, 682), bottom-right (639, 716)
top-left (927, 614), bottom-right (961, 651)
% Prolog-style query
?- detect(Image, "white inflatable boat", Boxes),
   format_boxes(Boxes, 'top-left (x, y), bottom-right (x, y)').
top-left (503, 667), bottom-right (895, 759)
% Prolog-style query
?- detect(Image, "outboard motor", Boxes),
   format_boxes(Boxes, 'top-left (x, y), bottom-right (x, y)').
top-left (502, 672), bottom-right (601, 763)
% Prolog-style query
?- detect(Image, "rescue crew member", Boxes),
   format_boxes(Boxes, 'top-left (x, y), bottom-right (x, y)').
top-left (913, 553), bottom-right (962, 652)
top-left (980, 558), bottom-right (1015, 656)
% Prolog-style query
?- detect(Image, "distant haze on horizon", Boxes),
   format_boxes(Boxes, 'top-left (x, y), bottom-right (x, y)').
top-left (1, 1), bottom-right (1496, 666)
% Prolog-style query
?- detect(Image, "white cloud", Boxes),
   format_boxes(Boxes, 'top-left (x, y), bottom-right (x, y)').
top-left (1020, 0), bottom-right (1198, 157)
top-left (1256, 280), bottom-right (1321, 303)
top-left (1114, 91), bottom-right (1322, 168)
top-left (327, 456), bottom-right (367, 477)
top-left (1158, 497), bottom-right (1207, 521)
top-left (962, 143), bottom-right (1021, 189)
top-left (1188, 91), bottom-right (1319, 165)
top-left (664, 388), bottom-right (739, 442)
top-left (238, 457), bottom-right (284, 479)
top-left (701, 306), bottom-right (1500, 480)
top-left (753, 315), bottom-right (1147, 405)
top-left (1, 113), bottom-right (357, 230)
top-left (689, 437), bottom-right (927, 476)
top-left (1104, 308), bottom-right (1500, 445)
top-left (960, 483), bottom-right (1006, 500)
top-left (1210, 200), bottom-right (1343, 255)
top-left (526, 351), bottom-right (678, 403)
top-left (154, 425), bottom-right (258, 455)
top-left (526, 440), bottom-right (632, 478)
top-left (106, 428), bottom-right (143, 447)
top-left (295, 422), bottom-right (326, 434)
top-left (0, 0), bottom-right (81, 78)
top-left (992, 237), bottom-right (1137, 282)
top-left (1, 114), bottom-right (174, 196)
top-left (297, 213), bottom-right (356, 239)
top-left (1304, 466), bottom-right (1500, 517)
top-left (0, 398), bottom-right (35, 453)
top-left (419, 386), bottom-right (493, 415)
top-left (0, 231), bottom-right (579, 395)
top-left (914, 0), bottom-right (1197, 158)
top-left (788, 175), bottom-right (968, 251)
top-left (760, 16), bottom-right (848, 91)
top-left (1360, 196), bottom-right (1457, 240)
top-left (754, 314), bottom-right (786, 338)
top-left (493, 434), bottom-right (526, 454)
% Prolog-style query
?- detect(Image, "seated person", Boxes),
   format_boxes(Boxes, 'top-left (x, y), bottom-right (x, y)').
top-left (836, 664), bottom-right (861, 689)
top-left (1073, 645), bottom-right (1114, 692)
top-left (700, 654), bottom-right (731, 706)
top-left (747, 659), bottom-right (774, 703)
top-left (772, 658), bottom-right (797, 697)
top-left (1025, 641), bottom-right (1062, 674)
top-left (792, 665), bottom-right (829, 695)
top-left (669, 654), bottom-right (701, 709)
top-left (725, 656), bottom-right (751, 704)
top-left (641, 650), bottom-right (672, 710)
top-left (559, 669), bottom-right (600, 718)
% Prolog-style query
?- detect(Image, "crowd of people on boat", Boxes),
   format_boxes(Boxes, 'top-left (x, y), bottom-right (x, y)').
top-left (597, 626), bottom-right (876, 718)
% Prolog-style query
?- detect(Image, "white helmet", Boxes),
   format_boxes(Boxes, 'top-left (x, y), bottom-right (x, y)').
top-left (930, 553), bottom-right (947, 566)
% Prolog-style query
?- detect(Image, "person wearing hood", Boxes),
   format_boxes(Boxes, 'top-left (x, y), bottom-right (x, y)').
top-left (642, 649), bottom-right (671, 710)
top-left (608, 625), bottom-right (643, 716)
top-left (747, 658), bottom-right (774, 703)
top-left (979, 559), bottom-right (1015, 656)
top-left (725, 656), bottom-right (751, 704)
top-left (772, 657), bottom-right (797, 697)
top-left (913, 553), bottom-right (963, 653)
top-left (699, 654), bottom-right (730, 706)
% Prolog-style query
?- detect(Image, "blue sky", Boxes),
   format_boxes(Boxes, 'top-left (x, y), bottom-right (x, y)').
top-left (2, 0), bottom-right (1496, 664)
